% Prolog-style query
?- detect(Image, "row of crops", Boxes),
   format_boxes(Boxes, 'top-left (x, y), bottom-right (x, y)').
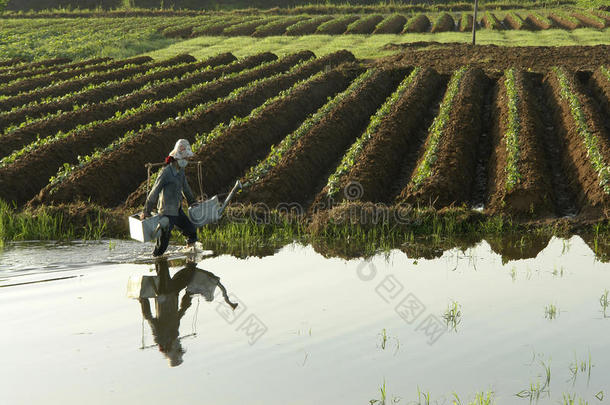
top-left (0, 53), bottom-right (608, 220)
top-left (159, 9), bottom-right (610, 38)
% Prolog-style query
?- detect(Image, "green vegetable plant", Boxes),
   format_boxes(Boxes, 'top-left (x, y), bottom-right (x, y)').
top-left (409, 66), bottom-right (468, 190)
top-left (503, 68), bottom-right (523, 192)
top-left (552, 66), bottom-right (610, 195)
top-left (241, 68), bottom-right (375, 189)
top-left (325, 67), bottom-right (421, 198)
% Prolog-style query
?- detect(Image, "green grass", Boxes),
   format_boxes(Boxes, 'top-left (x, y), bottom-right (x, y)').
top-left (146, 28), bottom-right (610, 60)
top-left (0, 17), bottom-right (179, 61)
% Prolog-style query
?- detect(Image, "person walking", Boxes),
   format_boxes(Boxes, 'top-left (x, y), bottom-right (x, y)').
top-left (140, 139), bottom-right (198, 256)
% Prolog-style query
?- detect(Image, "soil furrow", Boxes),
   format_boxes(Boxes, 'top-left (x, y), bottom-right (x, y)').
top-left (0, 53), bottom-right (235, 134)
top-left (313, 68), bottom-right (443, 207)
top-left (30, 52), bottom-right (355, 208)
top-left (240, 68), bottom-right (407, 209)
top-left (546, 68), bottom-right (610, 214)
top-left (0, 56), bottom-right (164, 112)
top-left (0, 57), bottom-right (111, 84)
top-left (0, 56), bottom-right (154, 97)
top-left (391, 77), bottom-right (449, 200)
top-left (470, 76), bottom-right (496, 209)
top-left (189, 67), bottom-right (359, 201)
top-left (0, 53), bottom-right (267, 158)
top-left (0, 58), bottom-right (71, 73)
top-left (486, 70), bottom-right (554, 217)
top-left (530, 73), bottom-right (578, 217)
top-left (397, 68), bottom-right (489, 208)
top-left (588, 68), bottom-right (610, 123)
top-left (0, 58), bottom-right (26, 69)
top-left (0, 52), bottom-right (313, 207)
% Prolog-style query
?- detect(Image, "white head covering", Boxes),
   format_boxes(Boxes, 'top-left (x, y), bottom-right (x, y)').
top-left (169, 139), bottom-right (194, 160)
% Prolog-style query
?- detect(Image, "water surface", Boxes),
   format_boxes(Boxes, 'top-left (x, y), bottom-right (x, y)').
top-left (1, 236), bottom-right (608, 404)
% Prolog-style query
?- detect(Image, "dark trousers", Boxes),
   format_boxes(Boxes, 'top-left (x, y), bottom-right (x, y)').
top-left (153, 209), bottom-right (198, 256)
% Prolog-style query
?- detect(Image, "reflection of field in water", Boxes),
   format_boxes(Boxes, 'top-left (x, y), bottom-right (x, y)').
top-left (0, 235), bottom-right (608, 404)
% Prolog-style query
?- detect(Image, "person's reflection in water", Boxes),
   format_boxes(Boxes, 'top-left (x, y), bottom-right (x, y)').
top-left (138, 257), bottom-right (238, 367)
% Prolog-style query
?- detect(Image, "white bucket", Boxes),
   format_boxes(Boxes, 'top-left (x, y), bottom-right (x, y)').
top-left (129, 214), bottom-right (169, 242)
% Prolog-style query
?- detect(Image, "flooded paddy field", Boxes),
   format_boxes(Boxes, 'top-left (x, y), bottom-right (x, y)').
top-left (1, 235), bottom-right (609, 404)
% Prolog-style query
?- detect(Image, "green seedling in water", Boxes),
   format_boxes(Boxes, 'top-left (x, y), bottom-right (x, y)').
top-left (600, 290), bottom-right (609, 317)
top-left (443, 300), bottom-right (462, 331)
top-left (545, 303), bottom-right (559, 320)
top-left (416, 387), bottom-right (431, 405)
top-left (452, 391), bottom-right (495, 405)
top-left (568, 351), bottom-right (593, 386)
top-left (377, 328), bottom-right (400, 355)
top-left (369, 380), bottom-right (387, 405)
top-left (561, 393), bottom-right (590, 405)
top-left (516, 358), bottom-right (551, 401)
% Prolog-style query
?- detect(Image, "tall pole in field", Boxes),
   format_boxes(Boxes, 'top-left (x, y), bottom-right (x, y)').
top-left (472, 0), bottom-right (479, 46)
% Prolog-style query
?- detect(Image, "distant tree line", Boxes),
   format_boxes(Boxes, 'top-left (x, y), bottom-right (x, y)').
top-left (3, 0), bottom-right (573, 11)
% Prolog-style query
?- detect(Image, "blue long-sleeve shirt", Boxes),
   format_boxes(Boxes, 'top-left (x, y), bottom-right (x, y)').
top-left (145, 164), bottom-right (196, 216)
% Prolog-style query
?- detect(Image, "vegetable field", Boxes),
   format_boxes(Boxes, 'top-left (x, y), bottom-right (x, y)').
top-left (0, 47), bottom-right (608, 225)
top-left (154, 10), bottom-right (610, 38)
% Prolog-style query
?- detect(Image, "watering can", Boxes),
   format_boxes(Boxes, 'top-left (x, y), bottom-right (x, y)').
top-left (129, 180), bottom-right (242, 243)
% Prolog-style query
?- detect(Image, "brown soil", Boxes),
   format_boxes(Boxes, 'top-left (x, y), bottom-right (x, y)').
top-left (0, 52), bottom-right (302, 207)
top-left (188, 68), bottom-right (358, 200)
top-left (224, 19), bottom-right (269, 36)
top-left (0, 58), bottom-right (25, 68)
top-left (0, 53), bottom-right (236, 135)
top-left (525, 14), bottom-right (553, 30)
top-left (162, 25), bottom-right (193, 39)
top-left (0, 56), bottom-right (156, 112)
top-left (431, 13), bottom-right (455, 33)
top-left (0, 53), bottom-right (262, 159)
top-left (546, 68), bottom-right (610, 214)
top-left (345, 15), bottom-right (384, 34)
top-left (590, 67), bottom-right (610, 118)
top-left (192, 21), bottom-right (236, 37)
top-left (312, 68), bottom-right (444, 207)
top-left (316, 16), bottom-right (359, 34)
top-left (0, 56), bottom-right (153, 97)
top-left (125, 51), bottom-right (357, 208)
top-left (0, 57), bottom-right (110, 84)
top-left (241, 67), bottom-right (407, 209)
top-left (398, 68), bottom-right (489, 208)
top-left (373, 15), bottom-right (406, 34)
top-left (481, 13), bottom-right (503, 29)
top-left (381, 44), bottom-right (610, 74)
top-left (285, 16), bottom-right (333, 35)
top-left (548, 13), bottom-right (582, 30)
top-left (486, 70), bottom-right (554, 217)
top-left (0, 58), bottom-right (71, 73)
top-left (252, 17), bottom-right (305, 36)
top-left (529, 73), bottom-right (579, 217)
top-left (459, 14), bottom-right (474, 32)
top-left (31, 52), bottom-right (351, 209)
top-left (572, 12), bottom-right (607, 29)
top-left (503, 13), bottom-right (530, 30)
top-left (403, 14), bottom-right (431, 33)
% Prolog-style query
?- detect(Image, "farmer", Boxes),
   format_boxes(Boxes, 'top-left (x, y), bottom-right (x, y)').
top-left (140, 139), bottom-right (198, 256)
